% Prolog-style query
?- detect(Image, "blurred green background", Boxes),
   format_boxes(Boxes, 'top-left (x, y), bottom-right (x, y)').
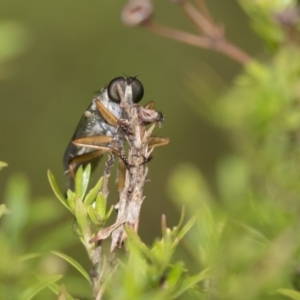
top-left (0, 0), bottom-right (261, 242)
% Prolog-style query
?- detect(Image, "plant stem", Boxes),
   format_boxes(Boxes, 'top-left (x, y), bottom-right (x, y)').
top-left (110, 83), bottom-right (152, 255)
top-left (145, 20), bottom-right (252, 65)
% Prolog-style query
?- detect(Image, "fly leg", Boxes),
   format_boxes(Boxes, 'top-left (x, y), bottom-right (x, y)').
top-left (68, 135), bottom-right (114, 178)
top-left (96, 100), bottom-right (125, 128)
top-left (96, 100), bottom-right (133, 135)
top-left (73, 134), bottom-right (130, 167)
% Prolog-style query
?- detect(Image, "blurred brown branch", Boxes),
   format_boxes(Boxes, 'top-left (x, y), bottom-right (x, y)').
top-left (121, 0), bottom-right (252, 65)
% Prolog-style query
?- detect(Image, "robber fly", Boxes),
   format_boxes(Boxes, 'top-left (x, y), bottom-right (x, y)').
top-left (64, 76), bottom-right (167, 190)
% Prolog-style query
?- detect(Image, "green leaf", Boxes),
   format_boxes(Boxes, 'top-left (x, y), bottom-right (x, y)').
top-left (105, 205), bottom-right (114, 221)
top-left (87, 202), bottom-right (112, 226)
top-left (74, 195), bottom-right (90, 241)
top-left (87, 205), bottom-right (99, 224)
top-left (48, 170), bottom-right (71, 212)
top-left (66, 189), bottom-right (74, 199)
top-left (173, 268), bottom-right (210, 298)
top-left (84, 177), bottom-right (103, 206)
top-left (51, 251), bottom-right (90, 283)
top-left (74, 166), bottom-right (84, 199)
top-left (18, 275), bottom-right (63, 300)
top-left (175, 216), bottom-right (197, 243)
top-left (18, 253), bottom-right (42, 262)
top-left (66, 192), bottom-right (76, 212)
top-left (74, 165), bottom-right (91, 199)
top-left (2, 173), bottom-right (30, 245)
top-left (0, 203), bottom-right (9, 218)
top-left (0, 161), bottom-right (8, 170)
top-left (277, 289), bottom-right (300, 300)
top-left (166, 261), bottom-right (185, 288)
top-left (177, 206), bottom-right (186, 231)
top-left (95, 191), bottom-right (107, 220)
top-left (34, 276), bottom-right (75, 300)
top-left (81, 164), bottom-right (91, 198)
top-left (167, 206), bottom-right (186, 237)
top-left (126, 227), bottom-right (154, 260)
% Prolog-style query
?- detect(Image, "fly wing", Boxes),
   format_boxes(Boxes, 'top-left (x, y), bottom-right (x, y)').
top-left (63, 87), bottom-right (125, 190)
top-left (63, 94), bottom-right (108, 175)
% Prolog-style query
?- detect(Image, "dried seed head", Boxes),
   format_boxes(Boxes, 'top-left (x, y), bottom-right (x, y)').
top-left (121, 0), bottom-right (153, 26)
top-left (136, 105), bottom-right (164, 126)
top-left (275, 7), bottom-right (300, 28)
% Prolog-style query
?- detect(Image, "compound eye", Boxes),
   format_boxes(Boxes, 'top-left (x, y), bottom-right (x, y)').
top-left (107, 77), bottom-right (124, 103)
top-left (107, 77), bottom-right (144, 103)
top-left (130, 77), bottom-right (144, 103)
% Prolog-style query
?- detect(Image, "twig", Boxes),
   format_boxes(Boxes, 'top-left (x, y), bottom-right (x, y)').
top-left (110, 82), bottom-right (153, 257)
top-left (193, 0), bottom-right (213, 22)
top-left (91, 241), bottom-right (102, 299)
top-left (121, 0), bottom-right (252, 65)
top-left (145, 20), bottom-right (251, 65)
top-left (182, 1), bottom-right (218, 37)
